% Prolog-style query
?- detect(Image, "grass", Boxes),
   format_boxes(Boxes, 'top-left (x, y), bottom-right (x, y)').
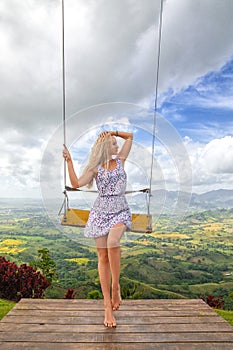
top-left (215, 309), bottom-right (233, 327)
top-left (0, 299), bottom-right (16, 320)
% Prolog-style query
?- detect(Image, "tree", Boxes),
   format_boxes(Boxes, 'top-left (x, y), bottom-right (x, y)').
top-left (30, 248), bottom-right (57, 285)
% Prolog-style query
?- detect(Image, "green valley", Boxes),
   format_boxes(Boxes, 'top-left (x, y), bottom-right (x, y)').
top-left (0, 199), bottom-right (233, 305)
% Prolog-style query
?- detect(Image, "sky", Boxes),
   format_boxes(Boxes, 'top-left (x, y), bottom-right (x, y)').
top-left (1, 0), bottom-right (233, 203)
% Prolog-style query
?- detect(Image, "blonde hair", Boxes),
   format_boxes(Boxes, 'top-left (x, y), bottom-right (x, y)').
top-left (82, 132), bottom-right (112, 188)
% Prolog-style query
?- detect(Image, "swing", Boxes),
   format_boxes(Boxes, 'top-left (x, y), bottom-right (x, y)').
top-left (62, 210), bottom-right (152, 233)
top-left (59, 0), bottom-right (164, 234)
top-left (60, 186), bottom-right (153, 233)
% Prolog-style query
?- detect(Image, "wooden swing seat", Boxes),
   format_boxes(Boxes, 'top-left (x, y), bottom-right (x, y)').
top-left (61, 208), bottom-right (152, 233)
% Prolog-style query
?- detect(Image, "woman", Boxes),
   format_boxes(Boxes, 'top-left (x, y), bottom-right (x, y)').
top-left (63, 130), bottom-right (133, 327)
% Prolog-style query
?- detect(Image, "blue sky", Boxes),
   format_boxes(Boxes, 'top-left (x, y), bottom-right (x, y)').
top-left (159, 59), bottom-right (233, 142)
top-left (1, 0), bottom-right (233, 201)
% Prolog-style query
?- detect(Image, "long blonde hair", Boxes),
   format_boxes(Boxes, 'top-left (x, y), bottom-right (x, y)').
top-left (82, 132), bottom-right (112, 188)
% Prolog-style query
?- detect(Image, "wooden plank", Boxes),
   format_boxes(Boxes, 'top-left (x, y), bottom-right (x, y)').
top-left (2, 315), bottom-right (225, 325)
top-left (1, 299), bottom-right (233, 350)
top-left (1, 331), bottom-right (233, 343)
top-left (2, 309), bottom-right (216, 319)
top-left (1, 322), bottom-right (233, 333)
top-left (12, 298), bottom-right (216, 312)
top-left (13, 303), bottom-right (214, 311)
top-left (1, 343), bottom-right (233, 350)
top-left (15, 298), bottom-right (206, 305)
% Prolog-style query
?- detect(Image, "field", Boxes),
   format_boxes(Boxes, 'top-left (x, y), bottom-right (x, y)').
top-left (215, 309), bottom-right (233, 326)
top-left (0, 299), bottom-right (15, 320)
top-left (0, 199), bottom-right (233, 304)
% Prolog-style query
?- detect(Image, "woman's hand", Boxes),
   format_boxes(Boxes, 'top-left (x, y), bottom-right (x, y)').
top-left (63, 145), bottom-right (71, 162)
top-left (97, 131), bottom-right (111, 143)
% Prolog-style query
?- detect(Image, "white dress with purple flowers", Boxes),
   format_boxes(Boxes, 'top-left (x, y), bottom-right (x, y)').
top-left (84, 157), bottom-right (131, 238)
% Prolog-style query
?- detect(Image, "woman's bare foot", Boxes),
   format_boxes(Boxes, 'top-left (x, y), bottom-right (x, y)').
top-left (111, 284), bottom-right (122, 311)
top-left (104, 303), bottom-right (117, 328)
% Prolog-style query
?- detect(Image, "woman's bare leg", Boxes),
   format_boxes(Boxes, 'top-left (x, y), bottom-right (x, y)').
top-left (95, 236), bottom-right (116, 327)
top-left (107, 223), bottom-right (126, 311)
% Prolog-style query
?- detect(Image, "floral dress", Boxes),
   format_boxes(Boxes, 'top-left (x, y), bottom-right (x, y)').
top-left (84, 157), bottom-right (131, 238)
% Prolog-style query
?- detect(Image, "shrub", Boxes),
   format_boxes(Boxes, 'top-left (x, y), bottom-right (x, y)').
top-left (121, 282), bottom-right (144, 299)
top-left (0, 256), bottom-right (50, 301)
top-left (86, 290), bottom-right (102, 299)
top-left (64, 288), bottom-right (77, 299)
top-left (200, 295), bottom-right (224, 309)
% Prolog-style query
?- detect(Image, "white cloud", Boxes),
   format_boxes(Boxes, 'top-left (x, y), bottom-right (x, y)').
top-left (186, 136), bottom-right (233, 193)
top-left (159, 0), bottom-right (233, 93)
top-left (200, 136), bottom-right (233, 174)
top-left (1, 0), bottom-right (233, 197)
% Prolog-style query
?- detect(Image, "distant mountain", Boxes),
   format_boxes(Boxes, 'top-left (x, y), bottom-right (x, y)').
top-left (190, 189), bottom-right (233, 210)
top-left (1, 189), bottom-right (233, 214)
top-left (127, 189), bottom-right (233, 214)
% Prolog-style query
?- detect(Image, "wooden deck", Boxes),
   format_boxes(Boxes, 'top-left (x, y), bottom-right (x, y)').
top-left (1, 299), bottom-right (233, 349)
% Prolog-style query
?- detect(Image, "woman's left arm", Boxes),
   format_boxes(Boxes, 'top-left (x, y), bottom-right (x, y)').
top-left (110, 131), bottom-right (133, 164)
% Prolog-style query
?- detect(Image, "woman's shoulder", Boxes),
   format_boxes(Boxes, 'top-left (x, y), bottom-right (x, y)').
top-left (115, 156), bottom-right (125, 167)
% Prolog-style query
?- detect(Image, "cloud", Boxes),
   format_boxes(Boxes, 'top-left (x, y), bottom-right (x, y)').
top-left (1, 0), bottom-right (233, 198)
top-left (162, 60), bottom-right (233, 116)
top-left (200, 136), bottom-right (233, 174)
top-left (64, 0), bottom-right (161, 114)
top-left (186, 136), bottom-right (233, 193)
top-left (159, 0), bottom-right (233, 93)
top-left (0, 0), bottom-right (62, 135)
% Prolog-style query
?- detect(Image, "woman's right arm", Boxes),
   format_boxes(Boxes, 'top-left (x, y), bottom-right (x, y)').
top-left (63, 146), bottom-right (94, 188)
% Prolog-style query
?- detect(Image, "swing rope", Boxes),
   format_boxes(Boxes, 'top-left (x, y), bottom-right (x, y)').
top-left (60, 0), bottom-right (164, 230)
top-left (148, 0), bottom-right (164, 215)
top-left (62, 0), bottom-right (66, 188)
top-left (61, 0), bottom-right (68, 219)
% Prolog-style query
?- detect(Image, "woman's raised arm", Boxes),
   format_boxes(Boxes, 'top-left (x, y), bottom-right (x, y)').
top-left (110, 131), bottom-right (133, 163)
top-left (63, 145), bottom-right (95, 188)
